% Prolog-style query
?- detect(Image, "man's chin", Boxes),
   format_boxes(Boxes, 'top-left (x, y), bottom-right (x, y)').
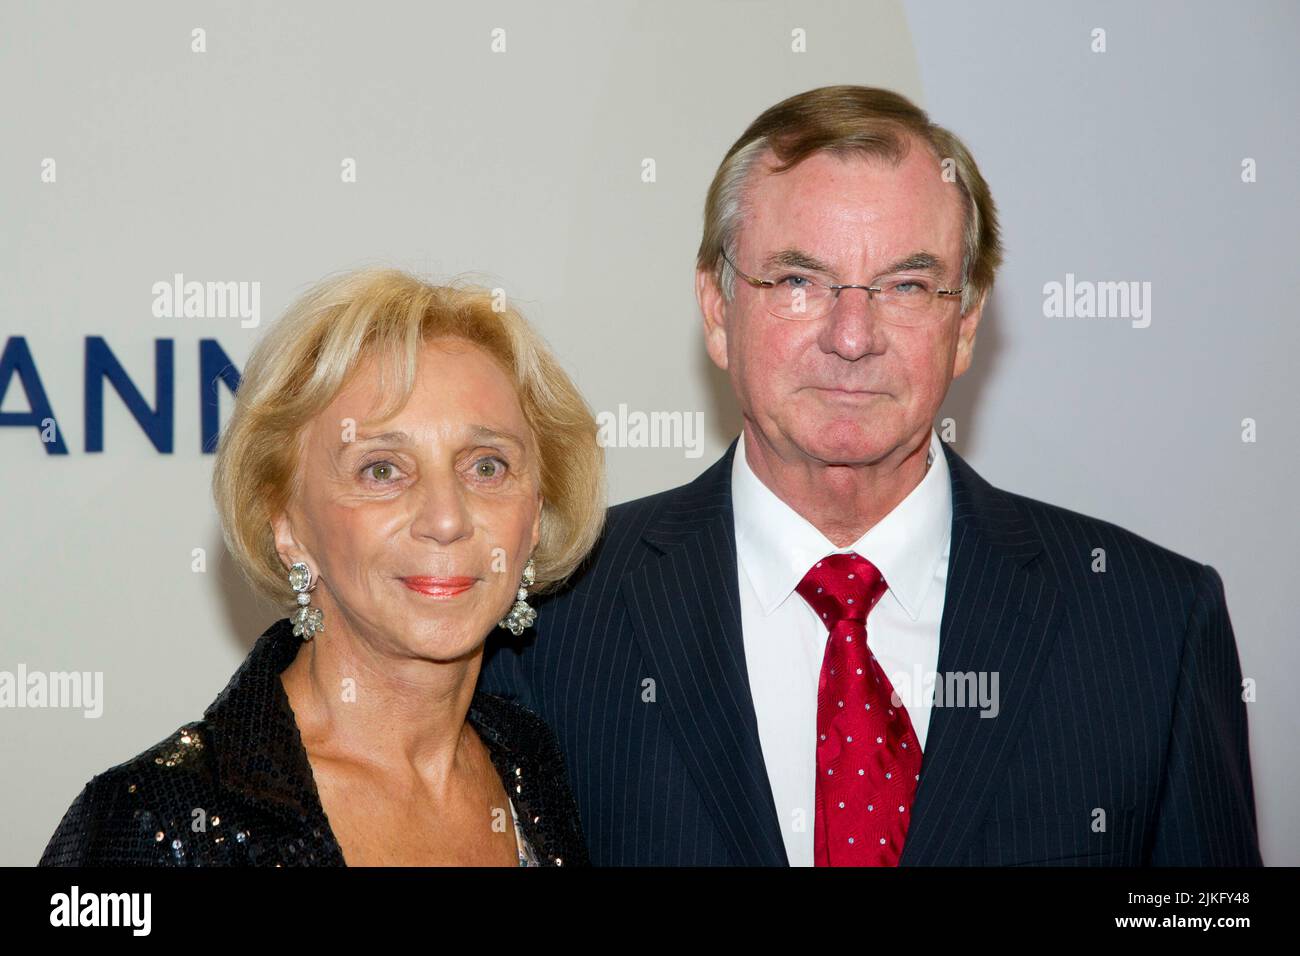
top-left (792, 433), bottom-right (892, 468)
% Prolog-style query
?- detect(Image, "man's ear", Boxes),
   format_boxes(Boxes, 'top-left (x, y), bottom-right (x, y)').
top-left (952, 290), bottom-right (987, 380)
top-left (696, 266), bottom-right (729, 371)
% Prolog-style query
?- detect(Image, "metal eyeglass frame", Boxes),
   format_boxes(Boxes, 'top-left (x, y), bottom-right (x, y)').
top-left (719, 247), bottom-right (964, 321)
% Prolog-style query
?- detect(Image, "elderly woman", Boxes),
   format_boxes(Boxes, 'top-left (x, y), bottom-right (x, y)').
top-left (39, 267), bottom-right (605, 866)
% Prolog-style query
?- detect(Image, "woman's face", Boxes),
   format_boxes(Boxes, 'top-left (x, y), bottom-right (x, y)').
top-left (273, 336), bottom-right (543, 663)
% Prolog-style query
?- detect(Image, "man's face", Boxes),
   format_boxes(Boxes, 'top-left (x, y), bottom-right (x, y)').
top-left (699, 143), bottom-right (982, 467)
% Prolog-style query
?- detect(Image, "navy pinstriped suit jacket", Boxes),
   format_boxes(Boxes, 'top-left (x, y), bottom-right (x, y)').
top-left (480, 436), bottom-right (1263, 866)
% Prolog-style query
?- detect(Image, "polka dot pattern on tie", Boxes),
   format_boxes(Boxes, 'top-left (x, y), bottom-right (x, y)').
top-left (794, 551), bottom-right (924, 866)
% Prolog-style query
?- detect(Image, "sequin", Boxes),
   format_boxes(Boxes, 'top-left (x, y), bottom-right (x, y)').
top-left (38, 617), bottom-right (589, 867)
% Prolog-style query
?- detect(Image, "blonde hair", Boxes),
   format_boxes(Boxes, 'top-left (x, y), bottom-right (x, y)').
top-left (212, 266), bottom-right (606, 610)
top-left (697, 85), bottom-right (1003, 315)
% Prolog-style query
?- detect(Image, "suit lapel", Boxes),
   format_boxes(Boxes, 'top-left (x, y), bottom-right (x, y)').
top-left (620, 436), bottom-right (1066, 867)
top-left (898, 441), bottom-right (1066, 865)
top-left (622, 438), bottom-right (790, 866)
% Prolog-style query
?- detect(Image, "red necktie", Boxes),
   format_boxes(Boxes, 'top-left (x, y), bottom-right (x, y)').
top-left (795, 552), bottom-right (923, 866)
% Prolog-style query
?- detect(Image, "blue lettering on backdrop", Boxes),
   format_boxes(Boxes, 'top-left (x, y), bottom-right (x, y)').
top-left (200, 339), bottom-right (241, 453)
top-left (0, 336), bottom-right (242, 454)
top-left (0, 336), bottom-right (68, 454)
top-left (85, 337), bottom-right (174, 453)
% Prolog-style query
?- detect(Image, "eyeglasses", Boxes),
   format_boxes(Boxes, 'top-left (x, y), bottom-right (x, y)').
top-left (720, 248), bottom-right (964, 327)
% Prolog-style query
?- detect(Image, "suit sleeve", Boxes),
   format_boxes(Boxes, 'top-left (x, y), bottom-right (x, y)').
top-left (1147, 563), bottom-right (1263, 865)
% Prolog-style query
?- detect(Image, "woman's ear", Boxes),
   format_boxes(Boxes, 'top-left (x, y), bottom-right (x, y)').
top-left (271, 508), bottom-right (310, 573)
top-left (531, 492), bottom-right (544, 552)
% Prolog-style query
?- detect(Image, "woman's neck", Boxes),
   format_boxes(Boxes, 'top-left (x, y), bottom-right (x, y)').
top-left (278, 621), bottom-right (484, 793)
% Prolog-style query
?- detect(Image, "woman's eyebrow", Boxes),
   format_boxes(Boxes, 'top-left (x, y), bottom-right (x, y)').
top-left (339, 426), bottom-right (525, 452)
top-left (350, 430), bottom-right (414, 446)
top-left (467, 425), bottom-right (526, 453)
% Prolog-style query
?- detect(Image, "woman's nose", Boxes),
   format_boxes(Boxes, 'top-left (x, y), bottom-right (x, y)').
top-left (408, 468), bottom-right (474, 544)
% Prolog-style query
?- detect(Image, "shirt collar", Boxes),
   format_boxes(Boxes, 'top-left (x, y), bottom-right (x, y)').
top-left (731, 426), bottom-right (952, 621)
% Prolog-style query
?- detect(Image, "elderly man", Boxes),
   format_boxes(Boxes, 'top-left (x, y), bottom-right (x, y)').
top-left (481, 85), bottom-right (1262, 866)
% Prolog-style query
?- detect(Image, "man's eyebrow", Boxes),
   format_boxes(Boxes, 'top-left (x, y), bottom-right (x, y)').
top-left (759, 249), bottom-right (950, 278)
top-left (761, 248), bottom-right (838, 274)
top-left (877, 252), bottom-right (948, 277)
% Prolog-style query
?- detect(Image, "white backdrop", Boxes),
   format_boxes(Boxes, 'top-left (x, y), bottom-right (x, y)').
top-left (2, 0), bottom-right (1295, 865)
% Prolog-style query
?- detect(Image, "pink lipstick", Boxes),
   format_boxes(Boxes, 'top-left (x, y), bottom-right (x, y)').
top-left (400, 576), bottom-right (477, 598)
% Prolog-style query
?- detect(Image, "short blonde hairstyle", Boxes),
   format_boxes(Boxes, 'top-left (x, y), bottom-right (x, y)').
top-left (697, 85), bottom-right (1003, 316)
top-left (212, 267), bottom-right (606, 610)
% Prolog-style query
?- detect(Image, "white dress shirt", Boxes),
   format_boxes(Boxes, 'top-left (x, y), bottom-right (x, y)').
top-left (731, 426), bottom-right (952, 866)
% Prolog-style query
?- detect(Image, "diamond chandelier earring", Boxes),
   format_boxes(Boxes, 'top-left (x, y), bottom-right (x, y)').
top-left (497, 557), bottom-right (537, 636)
top-left (289, 561), bottom-right (325, 640)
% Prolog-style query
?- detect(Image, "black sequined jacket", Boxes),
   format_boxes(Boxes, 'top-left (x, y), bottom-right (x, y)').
top-left (38, 618), bottom-right (589, 867)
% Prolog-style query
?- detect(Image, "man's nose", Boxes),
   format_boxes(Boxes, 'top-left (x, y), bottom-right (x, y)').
top-left (819, 287), bottom-right (882, 360)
